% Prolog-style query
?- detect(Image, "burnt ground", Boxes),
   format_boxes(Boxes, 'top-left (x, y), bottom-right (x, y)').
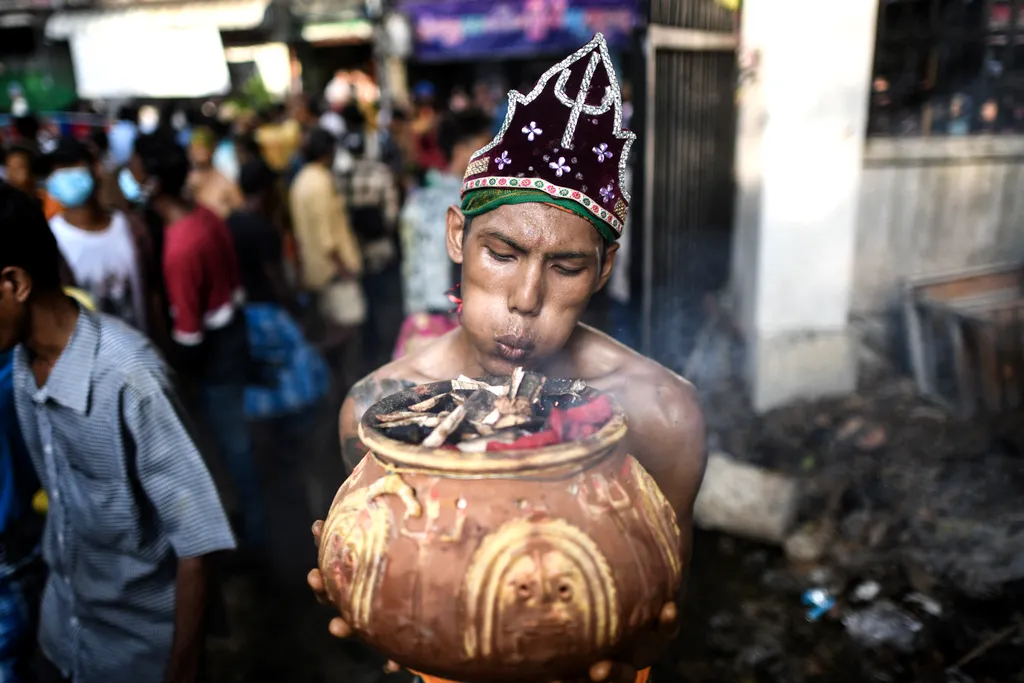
top-left (196, 304), bottom-right (1024, 683)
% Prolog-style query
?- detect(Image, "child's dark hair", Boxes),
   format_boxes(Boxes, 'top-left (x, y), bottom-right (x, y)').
top-left (0, 181), bottom-right (62, 292)
top-left (49, 137), bottom-right (95, 168)
top-left (239, 160), bottom-right (277, 197)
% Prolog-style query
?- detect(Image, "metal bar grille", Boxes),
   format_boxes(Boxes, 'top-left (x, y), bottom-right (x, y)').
top-left (642, 48), bottom-right (737, 368)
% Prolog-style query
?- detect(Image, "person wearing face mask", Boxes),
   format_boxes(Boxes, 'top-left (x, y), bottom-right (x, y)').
top-left (46, 138), bottom-right (159, 337)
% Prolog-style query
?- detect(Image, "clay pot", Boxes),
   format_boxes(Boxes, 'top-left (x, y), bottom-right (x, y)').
top-left (318, 381), bottom-right (683, 683)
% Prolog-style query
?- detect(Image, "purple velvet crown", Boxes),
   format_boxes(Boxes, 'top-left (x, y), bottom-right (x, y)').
top-left (461, 33), bottom-right (635, 238)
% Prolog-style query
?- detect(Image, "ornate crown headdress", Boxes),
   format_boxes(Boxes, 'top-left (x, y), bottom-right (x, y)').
top-left (461, 33), bottom-right (635, 241)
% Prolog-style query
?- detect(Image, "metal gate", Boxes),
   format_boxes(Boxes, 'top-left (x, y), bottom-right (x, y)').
top-left (636, 0), bottom-right (738, 369)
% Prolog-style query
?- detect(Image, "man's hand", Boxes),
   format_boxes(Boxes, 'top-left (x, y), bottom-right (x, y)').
top-left (308, 520), bottom-right (353, 638)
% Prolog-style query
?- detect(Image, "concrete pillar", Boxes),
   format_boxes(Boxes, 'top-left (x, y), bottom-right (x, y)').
top-left (730, 0), bottom-right (879, 412)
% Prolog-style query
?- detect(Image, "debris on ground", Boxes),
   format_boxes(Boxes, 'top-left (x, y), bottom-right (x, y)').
top-left (671, 372), bottom-right (1024, 683)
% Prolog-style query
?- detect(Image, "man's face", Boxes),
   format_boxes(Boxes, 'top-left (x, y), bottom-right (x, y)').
top-left (4, 152), bottom-right (32, 194)
top-left (447, 203), bottom-right (617, 375)
top-left (0, 267), bottom-right (30, 352)
top-left (189, 141), bottom-right (213, 168)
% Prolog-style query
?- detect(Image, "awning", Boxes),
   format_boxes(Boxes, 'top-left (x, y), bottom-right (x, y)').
top-left (70, 24), bottom-right (232, 99)
top-left (301, 18), bottom-right (372, 45)
top-left (45, 0), bottom-right (270, 41)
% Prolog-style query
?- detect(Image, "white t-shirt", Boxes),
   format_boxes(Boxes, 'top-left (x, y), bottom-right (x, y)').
top-left (49, 211), bottom-right (147, 333)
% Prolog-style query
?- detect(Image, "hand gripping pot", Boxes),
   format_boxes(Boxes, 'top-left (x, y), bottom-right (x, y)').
top-left (317, 380), bottom-right (683, 683)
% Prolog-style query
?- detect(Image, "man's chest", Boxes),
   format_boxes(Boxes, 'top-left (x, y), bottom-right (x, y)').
top-left (18, 401), bottom-right (128, 483)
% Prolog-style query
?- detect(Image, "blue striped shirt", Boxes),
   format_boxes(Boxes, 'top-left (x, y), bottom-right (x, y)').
top-left (13, 307), bottom-right (236, 683)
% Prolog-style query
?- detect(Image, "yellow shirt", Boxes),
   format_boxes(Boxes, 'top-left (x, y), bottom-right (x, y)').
top-left (289, 163), bottom-right (363, 290)
top-left (255, 120), bottom-right (302, 172)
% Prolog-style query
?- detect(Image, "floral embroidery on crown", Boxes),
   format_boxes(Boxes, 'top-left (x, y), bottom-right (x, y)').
top-left (461, 33), bottom-right (636, 238)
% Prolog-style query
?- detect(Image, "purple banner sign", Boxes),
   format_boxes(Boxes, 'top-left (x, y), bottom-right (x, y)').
top-left (398, 0), bottom-right (638, 61)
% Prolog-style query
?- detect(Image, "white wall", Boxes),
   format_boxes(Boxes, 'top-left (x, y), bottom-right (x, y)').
top-left (732, 0), bottom-right (880, 411)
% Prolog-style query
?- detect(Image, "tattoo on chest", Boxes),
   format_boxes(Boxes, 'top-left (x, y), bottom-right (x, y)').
top-left (343, 376), bottom-right (417, 472)
top-left (351, 377), bottom-right (417, 420)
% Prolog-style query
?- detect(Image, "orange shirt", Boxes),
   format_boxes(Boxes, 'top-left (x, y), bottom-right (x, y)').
top-left (40, 190), bottom-right (62, 220)
top-left (411, 668), bottom-right (651, 683)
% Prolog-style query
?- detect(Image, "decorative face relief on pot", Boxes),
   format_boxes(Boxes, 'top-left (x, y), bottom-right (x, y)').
top-left (463, 517), bottom-right (619, 664)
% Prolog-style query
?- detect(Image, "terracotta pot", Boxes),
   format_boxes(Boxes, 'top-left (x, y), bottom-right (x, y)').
top-left (318, 380), bottom-right (683, 683)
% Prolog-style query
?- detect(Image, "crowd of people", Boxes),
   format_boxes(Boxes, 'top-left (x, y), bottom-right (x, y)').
top-left (0, 82), bottom-right (507, 682)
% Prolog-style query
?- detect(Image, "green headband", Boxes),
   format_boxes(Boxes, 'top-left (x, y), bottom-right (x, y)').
top-left (461, 188), bottom-right (617, 243)
top-left (191, 127), bottom-right (216, 149)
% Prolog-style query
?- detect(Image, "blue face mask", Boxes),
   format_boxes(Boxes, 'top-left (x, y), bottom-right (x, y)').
top-left (46, 167), bottom-right (94, 208)
top-left (118, 167), bottom-right (147, 204)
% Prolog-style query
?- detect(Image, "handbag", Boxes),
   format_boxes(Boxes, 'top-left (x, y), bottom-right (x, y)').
top-left (320, 278), bottom-right (367, 327)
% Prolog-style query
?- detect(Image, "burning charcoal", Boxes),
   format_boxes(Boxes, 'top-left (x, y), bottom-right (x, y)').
top-left (493, 396), bottom-right (533, 416)
top-left (422, 404), bottom-right (467, 448)
top-left (493, 414), bottom-right (531, 430)
top-left (408, 393), bottom-right (453, 413)
top-left (538, 393), bottom-right (590, 415)
top-left (481, 375), bottom-right (512, 388)
top-left (542, 377), bottom-right (588, 395)
top-left (385, 424), bottom-right (431, 444)
top-left (377, 411), bottom-right (433, 424)
top-left (380, 415), bottom-right (444, 429)
top-left (468, 422), bottom-right (496, 437)
top-left (509, 367), bottom-right (526, 397)
top-left (452, 376), bottom-right (508, 396)
top-left (454, 422), bottom-right (484, 442)
top-left (514, 371), bottom-right (547, 404)
top-left (450, 393), bottom-right (466, 406)
top-left (463, 388), bottom-right (499, 422)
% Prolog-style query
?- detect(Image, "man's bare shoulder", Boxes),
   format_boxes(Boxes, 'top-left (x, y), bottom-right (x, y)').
top-left (574, 325), bottom-right (699, 405)
top-left (345, 330), bottom-right (463, 419)
top-left (574, 325), bottom-right (706, 511)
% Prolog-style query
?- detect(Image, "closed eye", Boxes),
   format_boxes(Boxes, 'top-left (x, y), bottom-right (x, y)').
top-left (486, 247), bottom-right (516, 263)
top-left (554, 265), bottom-right (585, 277)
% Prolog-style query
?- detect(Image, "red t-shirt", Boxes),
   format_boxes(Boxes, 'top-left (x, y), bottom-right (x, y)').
top-left (164, 205), bottom-right (244, 345)
top-left (163, 206), bottom-right (248, 382)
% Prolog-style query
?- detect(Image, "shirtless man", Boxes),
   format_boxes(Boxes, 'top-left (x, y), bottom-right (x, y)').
top-left (308, 35), bottom-right (707, 683)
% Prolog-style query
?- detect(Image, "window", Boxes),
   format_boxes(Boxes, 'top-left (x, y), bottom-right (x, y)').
top-left (870, 0), bottom-right (1024, 136)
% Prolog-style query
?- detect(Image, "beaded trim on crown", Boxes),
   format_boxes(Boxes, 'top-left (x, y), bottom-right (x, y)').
top-left (464, 177), bottom-right (623, 236)
top-left (460, 33), bottom-right (636, 239)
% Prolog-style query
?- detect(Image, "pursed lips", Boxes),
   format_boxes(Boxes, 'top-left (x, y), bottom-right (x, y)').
top-left (495, 334), bottom-right (535, 360)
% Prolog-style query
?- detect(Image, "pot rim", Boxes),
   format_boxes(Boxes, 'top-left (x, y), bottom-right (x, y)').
top-left (357, 379), bottom-right (628, 477)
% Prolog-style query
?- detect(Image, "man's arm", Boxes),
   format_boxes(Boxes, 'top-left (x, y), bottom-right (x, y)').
top-left (162, 557), bottom-right (207, 683)
top-left (123, 377), bottom-right (236, 683)
top-left (623, 373), bottom-right (707, 601)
